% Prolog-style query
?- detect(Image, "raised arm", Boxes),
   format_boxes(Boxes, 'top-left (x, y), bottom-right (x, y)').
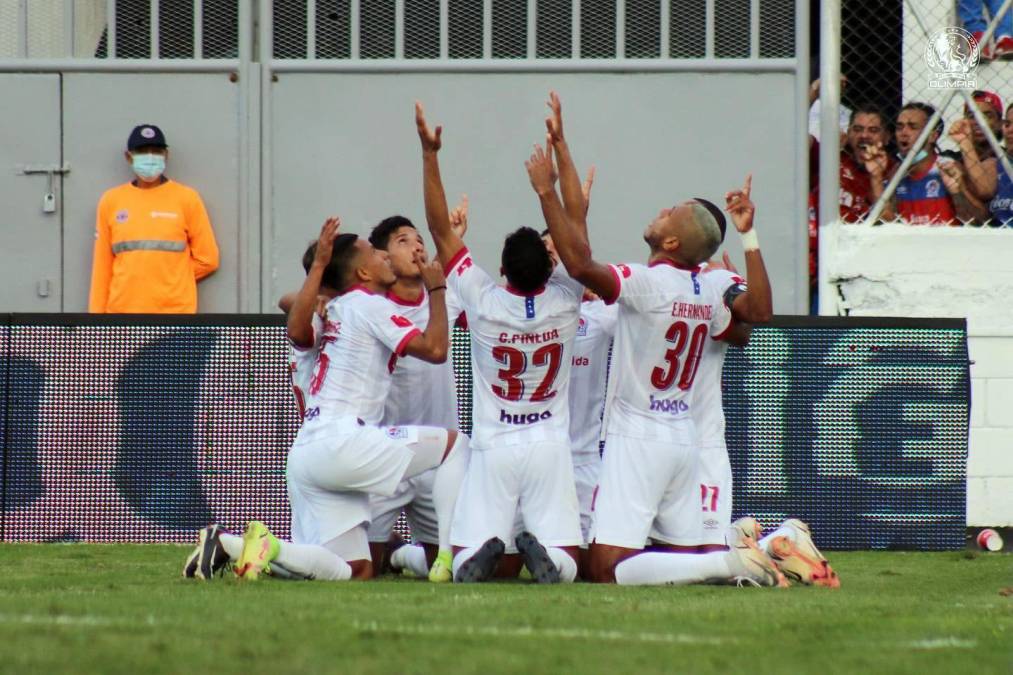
top-left (545, 91), bottom-right (591, 241)
top-left (401, 255), bottom-right (449, 363)
top-left (416, 102), bottom-right (465, 269)
top-left (288, 217), bottom-right (339, 348)
top-left (526, 142), bottom-right (617, 300)
top-left (724, 175), bottom-right (773, 324)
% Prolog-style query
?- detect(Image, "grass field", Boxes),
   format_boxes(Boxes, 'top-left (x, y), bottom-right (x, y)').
top-left (0, 545), bottom-right (1009, 674)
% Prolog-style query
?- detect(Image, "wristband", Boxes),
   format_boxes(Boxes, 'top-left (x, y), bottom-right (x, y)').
top-left (739, 228), bottom-right (759, 252)
top-left (427, 285), bottom-right (447, 293)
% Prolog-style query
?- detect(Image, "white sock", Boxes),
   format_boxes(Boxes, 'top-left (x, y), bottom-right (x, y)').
top-left (219, 532), bottom-right (244, 561)
top-left (432, 433), bottom-right (471, 552)
top-left (391, 544), bottom-right (430, 577)
top-left (451, 546), bottom-right (481, 578)
top-left (614, 551), bottom-right (732, 586)
top-left (546, 547), bottom-right (578, 583)
top-left (758, 524), bottom-right (796, 555)
top-left (275, 541), bottom-right (352, 581)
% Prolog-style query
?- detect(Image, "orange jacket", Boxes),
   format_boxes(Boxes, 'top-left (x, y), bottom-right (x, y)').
top-left (89, 180), bottom-right (219, 313)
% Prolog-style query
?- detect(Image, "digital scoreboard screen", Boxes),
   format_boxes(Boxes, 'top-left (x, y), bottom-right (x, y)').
top-left (0, 315), bottom-right (968, 549)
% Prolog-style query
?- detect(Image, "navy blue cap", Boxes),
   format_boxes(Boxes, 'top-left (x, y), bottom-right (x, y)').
top-left (127, 124), bottom-right (168, 151)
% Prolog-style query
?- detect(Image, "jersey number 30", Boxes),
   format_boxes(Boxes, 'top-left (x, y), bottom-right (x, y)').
top-left (492, 343), bottom-right (563, 402)
top-left (651, 321), bottom-right (707, 390)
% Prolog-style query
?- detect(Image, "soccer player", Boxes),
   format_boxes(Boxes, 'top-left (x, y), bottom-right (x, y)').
top-left (541, 161), bottom-right (617, 576)
top-left (364, 207), bottom-right (469, 582)
top-left (535, 91), bottom-right (783, 586)
top-left (417, 102), bottom-right (584, 583)
top-left (188, 217), bottom-right (472, 581)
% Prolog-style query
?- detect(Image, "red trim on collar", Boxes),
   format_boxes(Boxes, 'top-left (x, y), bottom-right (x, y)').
top-left (444, 246), bottom-right (470, 275)
top-left (649, 258), bottom-right (701, 273)
top-left (387, 288), bottom-right (426, 306)
top-left (504, 284), bottom-right (546, 297)
top-left (340, 284), bottom-right (375, 296)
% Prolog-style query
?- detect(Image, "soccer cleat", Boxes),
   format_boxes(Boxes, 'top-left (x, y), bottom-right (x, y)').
top-left (514, 531), bottom-right (560, 584)
top-left (767, 519), bottom-right (840, 588)
top-left (428, 549), bottom-right (453, 583)
top-left (454, 537), bottom-right (505, 583)
top-left (731, 516), bottom-right (763, 542)
top-left (725, 526), bottom-right (789, 588)
top-left (194, 524), bottom-right (232, 580)
top-left (235, 521), bottom-right (280, 580)
top-left (183, 544), bottom-right (200, 578)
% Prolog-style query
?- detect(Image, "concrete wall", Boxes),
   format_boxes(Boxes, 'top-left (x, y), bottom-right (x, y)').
top-left (831, 224), bottom-right (1013, 526)
top-left (267, 71), bottom-right (804, 312)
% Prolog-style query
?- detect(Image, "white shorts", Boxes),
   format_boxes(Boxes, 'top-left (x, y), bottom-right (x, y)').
top-left (590, 433), bottom-right (702, 549)
top-left (573, 459), bottom-right (601, 545)
top-left (451, 441), bottom-right (582, 549)
top-left (287, 420), bottom-right (418, 546)
top-left (697, 442), bottom-right (733, 546)
top-left (366, 468), bottom-right (439, 545)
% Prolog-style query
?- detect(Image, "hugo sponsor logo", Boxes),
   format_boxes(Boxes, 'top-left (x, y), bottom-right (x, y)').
top-left (649, 394), bottom-right (689, 414)
top-left (304, 406), bottom-right (321, 421)
top-left (499, 409), bottom-right (553, 425)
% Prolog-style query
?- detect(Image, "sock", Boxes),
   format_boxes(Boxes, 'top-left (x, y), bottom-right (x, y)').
top-left (219, 532), bottom-right (244, 561)
top-left (268, 562), bottom-right (305, 580)
top-left (391, 544), bottom-right (430, 577)
top-left (614, 551), bottom-right (732, 586)
top-left (451, 546), bottom-right (481, 578)
top-left (432, 433), bottom-right (471, 552)
top-left (274, 541), bottom-right (352, 581)
top-left (759, 523), bottom-right (796, 555)
top-left (546, 547), bottom-right (578, 583)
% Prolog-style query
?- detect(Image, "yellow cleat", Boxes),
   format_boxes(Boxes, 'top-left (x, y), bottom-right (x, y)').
top-left (428, 549), bottom-right (453, 583)
top-left (235, 521), bottom-right (280, 580)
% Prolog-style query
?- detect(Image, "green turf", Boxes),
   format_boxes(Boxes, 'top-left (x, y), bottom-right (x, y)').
top-left (0, 545), bottom-right (1009, 674)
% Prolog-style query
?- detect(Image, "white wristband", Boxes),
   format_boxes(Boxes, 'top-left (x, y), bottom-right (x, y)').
top-left (739, 228), bottom-right (759, 252)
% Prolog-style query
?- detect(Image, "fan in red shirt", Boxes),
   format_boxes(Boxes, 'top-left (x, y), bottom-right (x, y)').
top-left (807, 104), bottom-right (894, 312)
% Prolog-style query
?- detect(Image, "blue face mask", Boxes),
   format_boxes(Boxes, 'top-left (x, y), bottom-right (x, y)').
top-left (131, 153), bottom-right (165, 180)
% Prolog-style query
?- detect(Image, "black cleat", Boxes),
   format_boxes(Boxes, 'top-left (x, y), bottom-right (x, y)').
top-left (453, 537), bottom-right (505, 583)
top-left (514, 531), bottom-right (561, 584)
top-left (195, 524), bottom-right (232, 580)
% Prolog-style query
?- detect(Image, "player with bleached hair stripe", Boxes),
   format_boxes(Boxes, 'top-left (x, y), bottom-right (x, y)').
top-left (417, 102), bottom-right (585, 583)
top-left (535, 91), bottom-right (785, 587)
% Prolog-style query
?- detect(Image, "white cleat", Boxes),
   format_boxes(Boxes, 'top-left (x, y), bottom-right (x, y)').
top-left (725, 526), bottom-right (789, 588)
top-left (768, 519), bottom-right (840, 588)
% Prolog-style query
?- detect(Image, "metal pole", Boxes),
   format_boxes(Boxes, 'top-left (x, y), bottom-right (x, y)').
top-left (572, 0), bottom-right (581, 59)
top-left (527, 0), bottom-right (537, 59)
top-left (795, 0), bottom-right (810, 314)
top-left (106, 0), bottom-right (117, 58)
top-left (483, 0), bottom-right (492, 59)
top-left (750, 0), bottom-right (760, 58)
top-left (350, 0), bottom-right (360, 59)
top-left (194, 0), bottom-right (203, 59)
top-left (18, 0), bottom-right (28, 57)
top-left (307, 0), bottom-right (317, 59)
top-left (63, 0), bottom-right (75, 57)
top-left (704, 0), bottom-right (715, 58)
top-left (260, 0), bottom-right (275, 311)
top-left (659, 0), bottom-right (670, 59)
top-left (439, 0), bottom-right (448, 59)
top-left (395, 0), bottom-right (404, 60)
top-left (150, 0), bottom-right (160, 59)
top-left (817, 0), bottom-right (841, 315)
top-left (616, 0), bottom-right (625, 58)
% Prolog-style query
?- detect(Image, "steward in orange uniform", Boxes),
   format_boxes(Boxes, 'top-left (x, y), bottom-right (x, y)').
top-left (89, 124), bottom-right (219, 313)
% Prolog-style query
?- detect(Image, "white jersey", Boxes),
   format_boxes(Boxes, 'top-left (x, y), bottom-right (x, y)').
top-left (382, 286), bottom-right (465, 428)
top-left (289, 312), bottom-right (324, 421)
top-left (600, 261), bottom-right (733, 443)
top-left (568, 299), bottom-right (618, 463)
top-left (306, 286), bottom-right (423, 426)
top-left (445, 247), bottom-right (582, 450)
top-left (692, 267), bottom-right (747, 447)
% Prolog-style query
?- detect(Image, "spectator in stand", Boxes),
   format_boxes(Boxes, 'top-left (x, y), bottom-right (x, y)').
top-left (949, 90), bottom-right (1003, 203)
top-left (958, 1), bottom-right (1013, 60)
top-left (866, 102), bottom-right (964, 225)
top-left (89, 124), bottom-right (219, 313)
top-left (970, 102), bottom-right (1013, 226)
top-left (807, 104), bottom-right (894, 313)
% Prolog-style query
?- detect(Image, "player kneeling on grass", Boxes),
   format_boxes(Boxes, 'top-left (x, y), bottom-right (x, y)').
top-left (417, 103), bottom-right (584, 583)
top-left (535, 91), bottom-right (785, 587)
top-left (183, 218), bottom-right (470, 581)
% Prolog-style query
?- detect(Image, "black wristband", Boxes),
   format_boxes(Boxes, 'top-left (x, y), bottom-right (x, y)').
top-left (427, 285), bottom-right (447, 293)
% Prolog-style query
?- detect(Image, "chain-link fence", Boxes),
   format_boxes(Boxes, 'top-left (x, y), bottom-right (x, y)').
top-left (0, 0), bottom-right (240, 59)
top-left (812, 0), bottom-right (1013, 229)
top-left (269, 0), bottom-right (797, 62)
